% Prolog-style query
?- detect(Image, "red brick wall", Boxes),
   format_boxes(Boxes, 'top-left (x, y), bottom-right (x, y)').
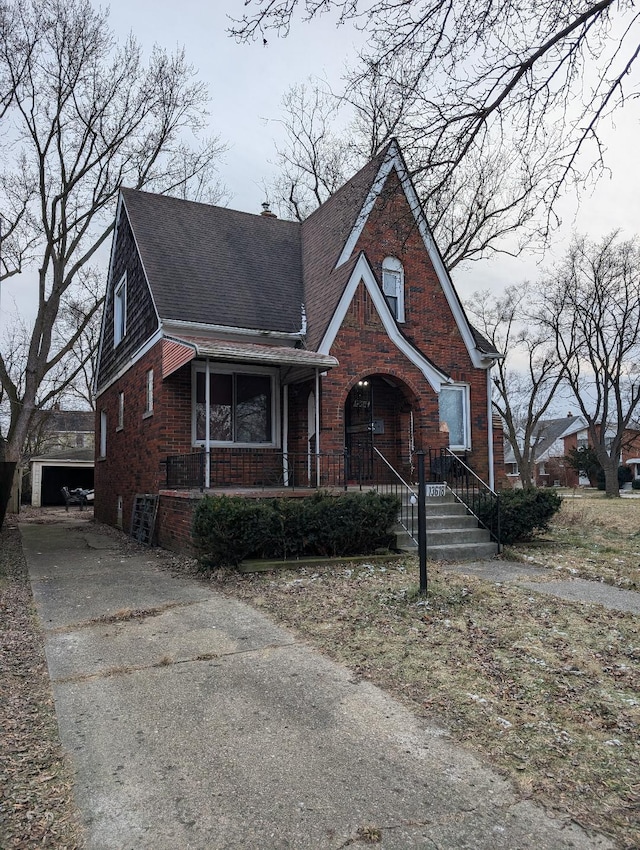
top-left (95, 344), bottom-right (193, 531)
top-left (318, 171), bottom-right (492, 481)
top-left (157, 491), bottom-right (201, 553)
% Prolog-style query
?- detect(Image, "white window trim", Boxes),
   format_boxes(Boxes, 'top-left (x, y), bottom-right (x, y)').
top-left (191, 362), bottom-right (280, 448)
top-left (439, 384), bottom-right (471, 452)
top-left (143, 369), bottom-right (154, 417)
top-left (382, 256), bottom-right (405, 322)
top-left (113, 273), bottom-right (127, 347)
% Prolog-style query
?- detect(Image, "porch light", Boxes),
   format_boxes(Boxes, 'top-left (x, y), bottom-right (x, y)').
top-left (357, 380), bottom-right (370, 387)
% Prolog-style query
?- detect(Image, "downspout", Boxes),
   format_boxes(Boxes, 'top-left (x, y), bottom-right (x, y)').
top-left (282, 383), bottom-right (289, 485)
top-left (315, 368), bottom-right (321, 488)
top-left (487, 367), bottom-right (495, 491)
top-left (205, 358), bottom-right (211, 489)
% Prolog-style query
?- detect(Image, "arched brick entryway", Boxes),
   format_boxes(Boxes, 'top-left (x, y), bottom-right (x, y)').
top-left (344, 373), bottom-right (420, 482)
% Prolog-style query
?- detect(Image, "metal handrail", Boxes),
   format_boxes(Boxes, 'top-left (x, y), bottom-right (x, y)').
top-left (430, 447), bottom-right (501, 548)
top-left (372, 446), bottom-right (418, 543)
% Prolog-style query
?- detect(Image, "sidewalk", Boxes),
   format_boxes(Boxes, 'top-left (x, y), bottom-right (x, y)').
top-left (21, 517), bottom-right (616, 850)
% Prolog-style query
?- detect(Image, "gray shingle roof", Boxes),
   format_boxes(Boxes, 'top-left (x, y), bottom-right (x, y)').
top-left (121, 189), bottom-right (303, 334)
top-left (301, 146), bottom-right (390, 350)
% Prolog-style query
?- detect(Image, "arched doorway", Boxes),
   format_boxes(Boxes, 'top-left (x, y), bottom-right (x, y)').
top-left (345, 375), bottom-right (416, 481)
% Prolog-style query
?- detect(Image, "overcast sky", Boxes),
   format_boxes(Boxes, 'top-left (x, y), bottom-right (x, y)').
top-left (1, 0), bottom-right (639, 320)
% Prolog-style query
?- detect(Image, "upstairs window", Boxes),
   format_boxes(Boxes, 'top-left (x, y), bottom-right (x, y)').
top-left (113, 274), bottom-right (127, 346)
top-left (382, 257), bottom-right (405, 322)
top-left (439, 385), bottom-right (471, 451)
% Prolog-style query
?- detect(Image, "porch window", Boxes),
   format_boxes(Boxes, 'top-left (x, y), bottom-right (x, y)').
top-left (194, 366), bottom-right (276, 445)
top-left (438, 385), bottom-right (470, 451)
top-left (382, 257), bottom-right (405, 322)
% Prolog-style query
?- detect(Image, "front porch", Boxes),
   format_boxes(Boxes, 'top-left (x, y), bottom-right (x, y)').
top-left (157, 446), bottom-right (501, 561)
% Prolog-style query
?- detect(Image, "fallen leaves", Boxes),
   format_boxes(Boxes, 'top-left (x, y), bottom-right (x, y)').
top-left (0, 525), bottom-right (84, 849)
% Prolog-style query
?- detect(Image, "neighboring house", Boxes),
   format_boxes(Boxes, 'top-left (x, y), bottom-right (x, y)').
top-left (504, 414), bottom-right (588, 487)
top-left (94, 140), bottom-right (502, 548)
top-left (26, 406), bottom-right (95, 506)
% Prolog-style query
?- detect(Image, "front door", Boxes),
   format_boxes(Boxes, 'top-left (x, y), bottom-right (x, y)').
top-left (345, 380), bottom-right (374, 480)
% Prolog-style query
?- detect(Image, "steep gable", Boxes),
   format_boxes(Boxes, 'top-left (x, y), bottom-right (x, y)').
top-left (301, 147), bottom-right (389, 351)
top-left (303, 140), bottom-right (499, 366)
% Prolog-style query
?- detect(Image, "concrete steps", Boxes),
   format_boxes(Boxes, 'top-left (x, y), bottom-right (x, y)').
top-left (395, 491), bottom-right (499, 561)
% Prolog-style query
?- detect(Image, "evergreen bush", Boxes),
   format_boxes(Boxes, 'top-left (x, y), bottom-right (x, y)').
top-left (476, 488), bottom-right (562, 545)
top-left (192, 491), bottom-right (400, 568)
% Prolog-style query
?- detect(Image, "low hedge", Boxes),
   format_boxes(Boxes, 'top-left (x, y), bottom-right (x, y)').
top-left (476, 488), bottom-right (562, 546)
top-left (192, 491), bottom-right (401, 569)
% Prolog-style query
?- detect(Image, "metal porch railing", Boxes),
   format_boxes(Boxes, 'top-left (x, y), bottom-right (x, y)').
top-left (428, 447), bottom-right (501, 548)
top-left (162, 450), bottom-right (349, 491)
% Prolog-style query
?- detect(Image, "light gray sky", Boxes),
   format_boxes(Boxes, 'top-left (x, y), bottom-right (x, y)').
top-left (1, 0), bottom-right (639, 321)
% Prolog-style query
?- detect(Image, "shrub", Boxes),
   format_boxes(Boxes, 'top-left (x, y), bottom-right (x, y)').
top-left (596, 464), bottom-right (633, 490)
top-left (192, 491), bottom-right (400, 568)
top-left (632, 478), bottom-right (640, 490)
top-left (619, 464), bottom-right (633, 486)
top-left (476, 488), bottom-right (562, 546)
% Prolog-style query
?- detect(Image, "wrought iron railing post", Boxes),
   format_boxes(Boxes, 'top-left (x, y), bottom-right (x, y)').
top-left (417, 450), bottom-right (427, 597)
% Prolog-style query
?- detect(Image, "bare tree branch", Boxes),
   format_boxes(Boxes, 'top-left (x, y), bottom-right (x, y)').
top-left (0, 0), bottom-right (226, 514)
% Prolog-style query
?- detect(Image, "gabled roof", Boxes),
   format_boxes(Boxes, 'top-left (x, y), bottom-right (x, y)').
top-left (32, 409), bottom-right (94, 433)
top-left (504, 415), bottom-right (587, 464)
top-left (301, 147), bottom-right (389, 350)
top-left (120, 189), bottom-right (303, 334)
top-left (114, 141), bottom-right (499, 372)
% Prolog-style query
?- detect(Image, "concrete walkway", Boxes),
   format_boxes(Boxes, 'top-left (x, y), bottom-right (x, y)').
top-left (21, 517), bottom-right (617, 850)
top-left (442, 560), bottom-right (640, 614)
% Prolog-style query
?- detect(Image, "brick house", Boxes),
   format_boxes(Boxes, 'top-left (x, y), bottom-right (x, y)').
top-left (504, 414), bottom-right (588, 488)
top-left (94, 141), bottom-right (501, 547)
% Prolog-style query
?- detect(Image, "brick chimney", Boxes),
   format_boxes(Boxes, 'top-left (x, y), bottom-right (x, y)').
top-left (260, 202), bottom-right (277, 218)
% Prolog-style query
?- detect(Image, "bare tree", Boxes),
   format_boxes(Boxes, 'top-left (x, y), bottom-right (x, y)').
top-left (268, 80), bottom-right (546, 268)
top-left (234, 0), bottom-right (639, 250)
top-left (0, 0), bottom-right (226, 523)
top-left (467, 285), bottom-right (566, 487)
top-left (538, 232), bottom-right (640, 497)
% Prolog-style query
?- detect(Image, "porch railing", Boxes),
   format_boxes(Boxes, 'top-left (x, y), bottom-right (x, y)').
top-left (162, 450), bottom-right (349, 491)
top-left (428, 447), bottom-right (501, 547)
top-left (163, 451), bottom-right (205, 491)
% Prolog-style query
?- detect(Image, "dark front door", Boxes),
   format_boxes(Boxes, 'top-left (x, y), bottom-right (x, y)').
top-left (345, 380), bottom-right (374, 480)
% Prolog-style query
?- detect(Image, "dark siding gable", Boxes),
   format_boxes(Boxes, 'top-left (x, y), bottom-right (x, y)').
top-left (97, 210), bottom-right (159, 389)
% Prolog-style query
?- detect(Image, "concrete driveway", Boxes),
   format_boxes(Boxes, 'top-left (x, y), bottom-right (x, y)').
top-left (21, 516), bottom-right (615, 850)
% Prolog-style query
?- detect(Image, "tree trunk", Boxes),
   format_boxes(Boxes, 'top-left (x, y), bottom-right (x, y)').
top-left (603, 460), bottom-right (620, 497)
top-left (0, 463), bottom-right (17, 528)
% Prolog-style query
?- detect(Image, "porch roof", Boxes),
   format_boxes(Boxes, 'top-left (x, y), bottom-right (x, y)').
top-left (162, 333), bottom-right (338, 378)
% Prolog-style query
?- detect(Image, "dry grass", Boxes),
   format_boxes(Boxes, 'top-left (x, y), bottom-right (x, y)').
top-left (0, 523), bottom-right (83, 849)
top-left (211, 498), bottom-right (640, 849)
top-left (510, 490), bottom-right (640, 590)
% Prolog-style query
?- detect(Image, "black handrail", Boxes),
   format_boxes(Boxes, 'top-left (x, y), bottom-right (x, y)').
top-left (428, 447), bottom-right (501, 549)
top-left (370, 446), bottom-right (419, 543)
